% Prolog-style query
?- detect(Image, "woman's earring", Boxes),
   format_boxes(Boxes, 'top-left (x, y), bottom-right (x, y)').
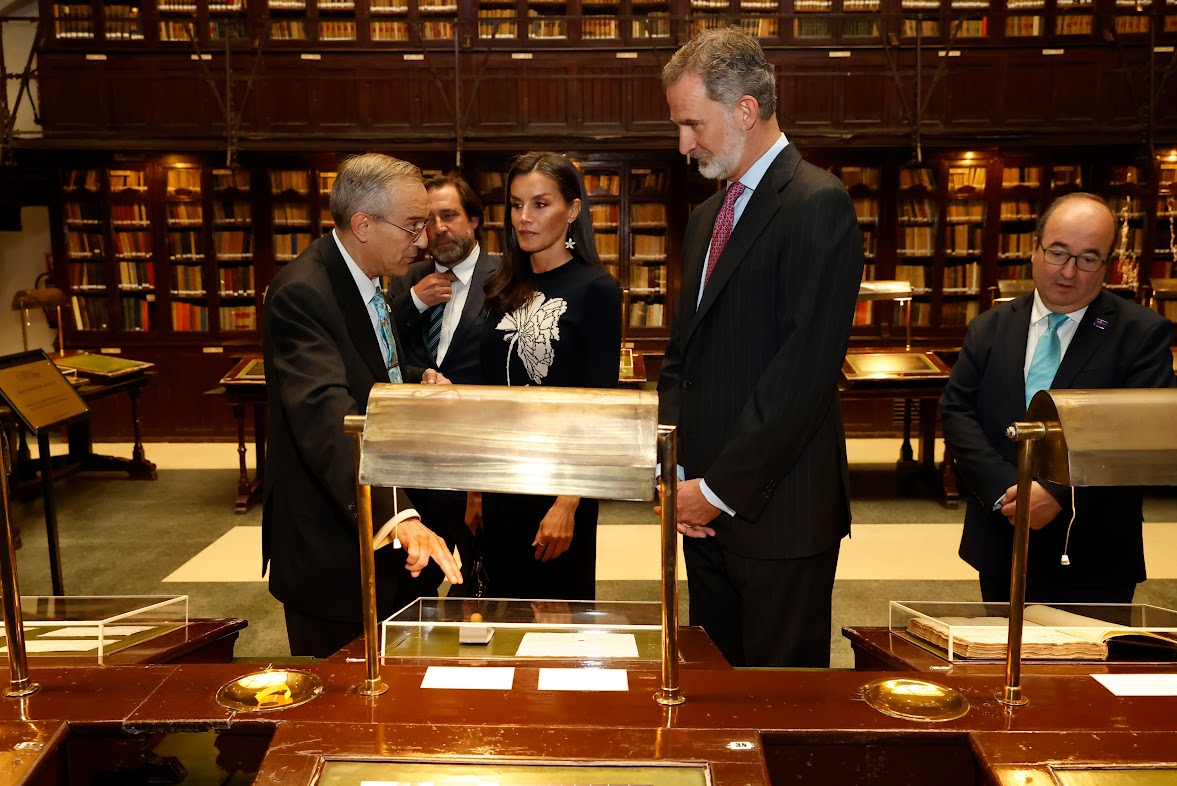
top-left (565, 224), bottom-right (576, 251)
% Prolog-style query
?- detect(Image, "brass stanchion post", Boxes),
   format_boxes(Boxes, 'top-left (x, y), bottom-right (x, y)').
top-left (347, 414), bottom-right (387, 697)
top-left (998, 421), bottom-right (1046, 706)
top-left (654, 425), bottom-right (684, 706)
top-left (0, 431), bottom-right (39, 698)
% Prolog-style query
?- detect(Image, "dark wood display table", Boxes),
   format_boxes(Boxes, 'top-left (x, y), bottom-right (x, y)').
top-left (6, 658), bottom-right (1177, 786)
top-left (2, 372), bottom-right (158, 493)
top-left (843, 625), bottom-right (1177, 676)
top-left (0, 618), bottom-right (246, 669)
top-left (839, 348), bottom-right (960, 508)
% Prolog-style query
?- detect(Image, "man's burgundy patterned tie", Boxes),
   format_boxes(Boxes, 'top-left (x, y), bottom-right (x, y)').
top-left (703, 181), bottom-right (745, 288)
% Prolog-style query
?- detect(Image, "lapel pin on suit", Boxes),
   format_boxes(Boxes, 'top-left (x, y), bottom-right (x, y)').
top-left (1094, 317), bottom-right (1109, 330)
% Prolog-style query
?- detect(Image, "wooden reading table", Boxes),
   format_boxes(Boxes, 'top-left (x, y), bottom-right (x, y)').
top-left (2, 372), bottom-right (157, 494)
top-left (840, 347), bottom-right (960, 507)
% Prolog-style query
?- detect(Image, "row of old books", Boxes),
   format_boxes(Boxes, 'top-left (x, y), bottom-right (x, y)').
top-left (118, 261), bottom-right (155, 291)
top-left (941, 299), bottom-right (981, 326)
top-left (68, 262), bottom-right (107, 289)
top-left (220, 305), bottom-right (258, 331)
top-left (946, 201), bottom-right (984, 221)
top-left (942, 261), bottom-right (981, 291)
top-left (168, 231), bottom-right (203, 259)
top-left (218, 266), bottom-right (256, 295)
top-left (70, 295), bottom-right (111, 331)
top-left (632, 203), bottom-right (668, 224)
top-left (112, 203), bottom-right (150, 223)
top-left (628, 300), bottom-right (665, 327)
top-left (67, 231), bottom-right (105, 257)
top-left (173, 264), bottom-right (205, 295)
top-left (114, 231), bottom-right (153, 257)
top-left (172, 302), bottom-right (210, 331)
top-left (632, 234), bottom-right (666, 259)
top-left (898, 226), bottom-right (935, 255)
top-left (946, 224), bottom-right (983, 255)
top-left (631, 264), bottom-right (668, 291)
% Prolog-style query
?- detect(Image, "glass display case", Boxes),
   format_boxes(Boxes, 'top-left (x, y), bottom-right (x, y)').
top-left (380, 597), bottom-right (664, 661)
top-left (1, 595), bottom-right (188, 663)
top-left (890, 600), bottom-right (1177, 662)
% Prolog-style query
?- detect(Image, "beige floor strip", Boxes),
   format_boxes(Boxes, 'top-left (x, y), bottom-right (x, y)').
top-left (162, 522), bottom-right (1177, 584)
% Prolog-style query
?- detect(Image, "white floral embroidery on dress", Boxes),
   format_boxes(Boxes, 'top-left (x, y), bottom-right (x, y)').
top-left (497, 291), bottom-right (569, 385)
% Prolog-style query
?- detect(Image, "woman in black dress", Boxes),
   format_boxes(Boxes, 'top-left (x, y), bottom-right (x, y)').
top-left (476, 151), bottom-right (622, 600)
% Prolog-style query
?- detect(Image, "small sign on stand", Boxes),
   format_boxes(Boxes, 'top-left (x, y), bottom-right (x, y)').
top-left (0, 350), bottom-right (90, 596)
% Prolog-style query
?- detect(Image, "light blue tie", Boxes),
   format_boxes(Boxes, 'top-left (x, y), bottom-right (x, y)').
top-left (370, 292), bottom-right (403, 383)
top-left (1025, 312), bottom-right (1067, 409)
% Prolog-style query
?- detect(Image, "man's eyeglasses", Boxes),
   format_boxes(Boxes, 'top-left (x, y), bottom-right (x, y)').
top-left (366, 212), bottom-right (430, 242)
top-left (1036, 240), bottom-right (1106, 272)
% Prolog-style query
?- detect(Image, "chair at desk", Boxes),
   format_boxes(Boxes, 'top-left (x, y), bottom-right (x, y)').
top-left (988, 279), bottom-right (1034, 308)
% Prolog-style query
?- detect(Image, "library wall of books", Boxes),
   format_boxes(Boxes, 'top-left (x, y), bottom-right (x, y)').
top-left (52, 151), bottom-right (1177, 347)
top-left (44, 0), bottom-right (1177, 46)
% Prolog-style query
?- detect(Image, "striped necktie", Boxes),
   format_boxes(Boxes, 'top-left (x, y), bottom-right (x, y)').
top-left (424, 302), bottom-right (445, 363)
top-left (1024, 312), bottom-right (1067, 409)
top-left (369, 292), bottom-right (403, 383)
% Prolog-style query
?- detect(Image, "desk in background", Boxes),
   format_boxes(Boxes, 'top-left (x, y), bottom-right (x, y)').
top-left (213, 356), bottom-right (267, 514)
top-left (840, 348), bottom-right (959, 508)
top-left (3, 371), bottom-right (158, 497)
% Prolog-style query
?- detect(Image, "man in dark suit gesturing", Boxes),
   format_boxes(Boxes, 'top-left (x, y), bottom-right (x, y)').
top-left (263, 153), bottom-right (461, 657)
top-left (658, 29), bottom-right (865, 667)
top-left (942, 193), bottom-right (1175, 605)
top-left (388, 173), bottom-right (501, 591)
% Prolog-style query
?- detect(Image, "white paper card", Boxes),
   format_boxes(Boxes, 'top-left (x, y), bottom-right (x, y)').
top-left (538, 668), bottom-right (629, 692)
top-left (40, 625), bottom-right (152, 638)
top-left (420, 666), bottom-right (515, 690)
top-left (1, 640), bottom-right (100, 653)
top-left (515, 632), bottom-right (639, 659)
top-left (1092, 673), bottom-right (1177, 696)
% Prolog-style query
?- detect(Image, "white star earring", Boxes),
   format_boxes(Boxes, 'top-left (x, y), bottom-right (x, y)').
top-left (565, 224), bottom-right (576, 251)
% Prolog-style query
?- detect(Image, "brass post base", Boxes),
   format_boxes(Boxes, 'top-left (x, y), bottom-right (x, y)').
top-left (5, 681), bottom-right (39, 698)
top-left (356, 679), bottom-right (389, 697)
top-left (997, 686), bottom-right (1029, 706)
top-left (860, 677), bottom-right (970, 722)
top-left (654, 689), bottom-right (685, 706)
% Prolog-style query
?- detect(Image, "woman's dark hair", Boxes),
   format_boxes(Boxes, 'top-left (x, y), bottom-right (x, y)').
top-left (484, 152), bottom-right (601, 315)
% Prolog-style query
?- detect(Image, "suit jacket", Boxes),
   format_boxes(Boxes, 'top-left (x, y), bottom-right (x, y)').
top-left (657, 144), bottom-right (865, 560)
top-left (941, 289), bottom-right (1176, 586)
top-left (388, 248), bottom-right (501, 384)
top-left (262, 234), bottom-right (425, 623)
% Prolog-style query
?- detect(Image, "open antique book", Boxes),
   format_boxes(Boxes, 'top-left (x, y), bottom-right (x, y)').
top-left (906, 605), bottom-right (1177, 660)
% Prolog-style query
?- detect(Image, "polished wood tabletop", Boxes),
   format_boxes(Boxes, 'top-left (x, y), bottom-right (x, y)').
top-left (4, 631), bottom-right (1177, 785)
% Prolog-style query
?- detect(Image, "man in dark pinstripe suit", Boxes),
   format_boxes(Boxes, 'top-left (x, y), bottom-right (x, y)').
top-left (658, 29), bottom-right (865, 667)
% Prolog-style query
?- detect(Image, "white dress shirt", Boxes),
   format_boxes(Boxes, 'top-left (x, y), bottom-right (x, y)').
top-left (410, 243), bottom-right (480, 366)
top-left (333, 229), bottom-right (385, 352)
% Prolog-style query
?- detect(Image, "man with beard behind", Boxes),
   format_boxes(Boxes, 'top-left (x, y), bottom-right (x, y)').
top-left (389, 172), bottom-right (501, 593)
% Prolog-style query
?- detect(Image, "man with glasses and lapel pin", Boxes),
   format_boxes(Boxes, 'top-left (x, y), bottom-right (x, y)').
top-left (263, 153), bottom-right (462, 657)
top-left (942, 192), bottom-right (1175, 606)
